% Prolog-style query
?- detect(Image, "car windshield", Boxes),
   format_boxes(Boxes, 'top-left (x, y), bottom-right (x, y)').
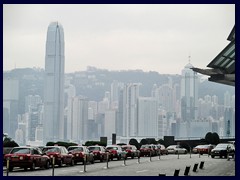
top-left (106, 147), bottom-right (118, 150)
top-left (43, 147), bottom-right (60, 153)
top-left (68, 147), bottom-right (83, 151)
top-left (122, 146), bottom-right (131, 150)
top-left (10, 148), bottom-right (31, 154)
top-left (88, 147), bottom-right (101, 151)
top-left (216, 144), bottom-right (228, 148)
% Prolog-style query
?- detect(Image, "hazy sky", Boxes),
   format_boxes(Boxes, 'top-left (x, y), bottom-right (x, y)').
top-left (3, 4), bottom-right (235, 74)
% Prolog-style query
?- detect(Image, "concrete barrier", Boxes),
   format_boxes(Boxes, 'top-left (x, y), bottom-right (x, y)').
top-left (174, 169), bottom-right (180, 176)
top-left (184, 166), bottom-right (191, 176)
top-left (193, 163), bottom-right (198, 172)
top-left (199, 161), bottom-right (204, 169)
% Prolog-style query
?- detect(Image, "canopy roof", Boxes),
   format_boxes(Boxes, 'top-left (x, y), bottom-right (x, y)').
top-left (192, 25), bottom-right (235, 86)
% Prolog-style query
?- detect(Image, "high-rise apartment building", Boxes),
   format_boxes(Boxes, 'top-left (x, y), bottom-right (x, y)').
top-left (3, 78), bottom-right (19, 138)
top-left (123, 83), bottom-right (141, 137)
top-left (138, 97), bottom-right (158, 137)
top-left (67, 96), bottom-right (88, 143)
top-left (43, 22), bottom-right (65, 143)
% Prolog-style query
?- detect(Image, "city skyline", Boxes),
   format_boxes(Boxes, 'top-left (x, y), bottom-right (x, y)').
top-left (3, 4), bottom-right (235, 74)
top-left (3, 64), bottom-right (235, 145)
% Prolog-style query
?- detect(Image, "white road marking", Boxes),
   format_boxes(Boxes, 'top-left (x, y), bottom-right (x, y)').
top-left (136, 169), bottom-right (148, 173)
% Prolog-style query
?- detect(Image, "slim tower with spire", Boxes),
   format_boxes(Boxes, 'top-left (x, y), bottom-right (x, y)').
top-left (43, 22), bottom-right (65, 143)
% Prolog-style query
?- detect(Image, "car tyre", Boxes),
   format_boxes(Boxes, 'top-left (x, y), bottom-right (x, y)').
top-left (211, 155), bottom-right (215, 158)
top-left (58, 159), bottom-right (63, 167)
top-left (91, 157), bottom-right (94, 164)
top-left (9, 166), bottom-right (13, 172)
top-left (30, 162), bottom-right (36, 171)
top-left (131, 154), bottom-right (134, 159)
top-left (45, 160), bottom-right (50, 169)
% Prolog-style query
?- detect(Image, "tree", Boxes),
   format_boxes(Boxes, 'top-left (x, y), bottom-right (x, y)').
top-left (3, 135), bottom-right (19, 147)
top-left (140, 139), bottom-right (148, 146)
top-left (212, 132), bottom-right (220, 145)
top-left (146, 138), bottom-right (157, 144)
top-left (157, 139), bottom-right (165, 146)
top-left (129, 138), bottom-right (140, 149)
top-left (204, 132), bottom-right (220, 145)
top-left (205, 132), bottom-right (213, 144)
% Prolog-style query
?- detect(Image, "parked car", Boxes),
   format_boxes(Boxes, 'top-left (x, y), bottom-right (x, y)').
top-left (67, 146), bottom-right (94, 164)
top-left (166, 145), bottom-right (187, 154)
top-left (139, 144), bottom-right (157, 156)
top-left (42, 146), bottom-right (74, 167)
top-left (4, 146), bottom-right (50, 171)
top-left (211, 143), bottom-right (235, 158)
top-left (88, 145), bottom-right (108, 162)
top-left (156, 144), bottom-right (168, 155)
top-left (106, 145), bottom-right (125, 160)
top-left (192, 144), bottom-right (215, 155)
top-left (121, 145), bottom-right (139, 159)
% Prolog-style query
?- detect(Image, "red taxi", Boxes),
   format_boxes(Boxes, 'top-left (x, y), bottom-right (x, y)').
top-left (4, 146), bottom-right (50, 171)
top-left (106, 145), bottom-right (125, 160)
top-left (67, 146), bottom-right (94, 164)
top-left (192, 144), bottom-right (215, 155)
top-left (139, 144), bottom-right (156, 156)
top-left (88, 145), bottom-right (108, 162)
top-left (121, 145), bottom-right (139, 159)
top-left (42, 146), bottom-right (74, 167)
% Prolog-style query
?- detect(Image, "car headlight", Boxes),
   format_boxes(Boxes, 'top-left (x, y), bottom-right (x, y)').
top-left (19, 156), bottom-right (24, 160)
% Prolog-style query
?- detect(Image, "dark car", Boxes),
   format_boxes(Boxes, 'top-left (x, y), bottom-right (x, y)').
top-left (121, 145), bottom-right (139, 159)
top-left (67, 146), bottom-right (94, 164)
top-left (88, 145), bottom-right (108, 162)
top-left (211, 143), bottom-right (235, 158)
top-left (42, 146), bottom-right (74, 166)
top-left (4, 146), bottom-right (50, 171)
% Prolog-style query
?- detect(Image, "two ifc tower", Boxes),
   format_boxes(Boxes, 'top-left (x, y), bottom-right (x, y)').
top-left (43, 22), bottom-right (65, 143)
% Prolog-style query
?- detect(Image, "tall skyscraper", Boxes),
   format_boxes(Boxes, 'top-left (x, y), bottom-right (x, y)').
top-left (180, 61), bottom-right (199, 137)
top-left (181, 62), bottom-right (198, 122)
top-left (43, 22), bottom-right (65, 143)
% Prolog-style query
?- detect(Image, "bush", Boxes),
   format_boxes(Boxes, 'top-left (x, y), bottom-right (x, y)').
top-left (46, 141), bottom-right (78, 148)
top-left (84, 141), bottom-right (106, 147)
top-left (140, 139), bottom-right (148, 146)
top-left (3, 137), bottom-right (19, 147)
top-left (129, 138), bottom-right (140, 149)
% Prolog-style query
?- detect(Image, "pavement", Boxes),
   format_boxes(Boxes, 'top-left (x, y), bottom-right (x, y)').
top-left (3, 153), bottom-right (235, 176)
